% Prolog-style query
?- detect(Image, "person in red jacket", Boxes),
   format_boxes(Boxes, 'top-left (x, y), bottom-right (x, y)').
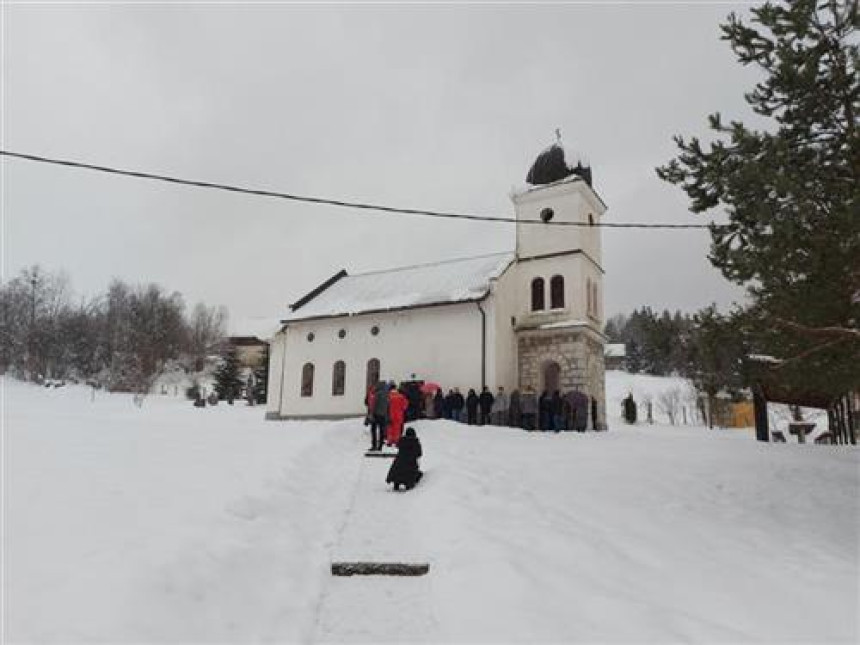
top-left (387, 384), bottom-right (409, 446)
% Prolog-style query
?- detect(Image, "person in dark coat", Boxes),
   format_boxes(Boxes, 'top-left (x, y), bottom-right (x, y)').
top-left (520, 387), bottom-right (537, 430)
top-left (433, 389), bottom-right (445, 419)
top-left (550, 391), bottom-right (564, 432)
top-left (570, 389), bottom-right (590, 432)
top-left (369, 381), bottom-right (390, 450)
top-left (509, 389), bottom-right (521, 428)
top-left (404, 383), bottom-right (422, 421)
top-left (451, 388), bottom-right (465, 422)
top-left (465, 389), bottom-right (479, 425)
top-left (538, 390), bottom-right (552, 431)
top-left (562, 391), bottom-right (575, 431)
top-left (478, 386), bottom-right (494, 425)
top-left (443, 389), bottom-right (454, 419)
top-left (386, 427), bottom-right (423, 491)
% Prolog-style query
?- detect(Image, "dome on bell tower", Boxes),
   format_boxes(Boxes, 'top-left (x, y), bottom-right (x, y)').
top-left (526, 137), bottom-right (593, 187)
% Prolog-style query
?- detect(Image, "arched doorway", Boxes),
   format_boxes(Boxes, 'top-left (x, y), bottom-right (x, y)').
top-left (542, 361), bottom-right (561, 394)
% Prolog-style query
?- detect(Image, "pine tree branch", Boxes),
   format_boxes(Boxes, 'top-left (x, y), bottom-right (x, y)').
top-left (771, 336), bottom-right (853, 371)
top-left (773, 318), bottom-right (860, 339)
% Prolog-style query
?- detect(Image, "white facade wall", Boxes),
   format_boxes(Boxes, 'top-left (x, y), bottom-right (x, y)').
top-left (513, 178), bottom-right (605, 266)
top-left (269, 303), bottom-right (484, 419)
top-left (511, 255), bottom-right (596, 326)
top-left (511, 176), bottom-right (606, 332)
top-left (266, 330), bottom-right (288, 417)
top-left (484, 268), bottom-right (518, 392)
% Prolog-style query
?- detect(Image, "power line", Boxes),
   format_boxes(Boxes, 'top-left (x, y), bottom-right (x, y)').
top-left (0, 149), bottom-right (718, 230)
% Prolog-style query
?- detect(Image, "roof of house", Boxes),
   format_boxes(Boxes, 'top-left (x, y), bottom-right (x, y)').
top-left (229, 317), bottom-right (282, 341)
top-left (284, 252), bottom-right (516, 322)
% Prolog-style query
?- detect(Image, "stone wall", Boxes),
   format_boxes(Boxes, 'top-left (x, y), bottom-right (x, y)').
top-left (517, 328), bottom-right (606, 429)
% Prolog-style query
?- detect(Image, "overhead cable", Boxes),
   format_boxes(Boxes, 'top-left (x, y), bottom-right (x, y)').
top-left (0, 150), bottom-right (718, 230)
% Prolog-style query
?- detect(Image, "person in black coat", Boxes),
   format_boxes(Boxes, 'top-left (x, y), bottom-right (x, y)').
top-left (443, 389), bottom-right (454, 419)
top-left (386, 427), bottom-right (423, 491)
top-left (478, 386), bottom-right (494, 425)
top-left (509, 389), bottom-right (521, 428)
top-left (433, 389), bottom-right (445, 419)
top-left (550, 390), bottom-right (564, 432)
top-left (451, 388), bottom-right (465, 422)
top-left (465, 388), bottom-right (479, 425)
top-left (538, 390), bottom-right (552, 431)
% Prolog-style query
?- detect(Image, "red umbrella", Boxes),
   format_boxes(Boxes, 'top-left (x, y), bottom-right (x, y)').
top-left (420, 381), bottom-right (441, 394)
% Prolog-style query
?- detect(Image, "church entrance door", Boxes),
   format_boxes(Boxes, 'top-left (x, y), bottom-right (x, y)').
top-left (543, 361), bottom-right (561, 394)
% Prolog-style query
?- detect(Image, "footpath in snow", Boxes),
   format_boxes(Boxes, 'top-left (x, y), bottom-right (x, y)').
top-left (5, 375), bottom-right (859, 643)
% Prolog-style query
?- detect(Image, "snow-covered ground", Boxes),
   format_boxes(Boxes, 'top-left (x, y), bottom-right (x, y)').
top-left (4, 374), bottom-right (858, 643)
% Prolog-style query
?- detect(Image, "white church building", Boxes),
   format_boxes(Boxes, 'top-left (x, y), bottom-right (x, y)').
top-left (266, 142), bottom-right (607, 426)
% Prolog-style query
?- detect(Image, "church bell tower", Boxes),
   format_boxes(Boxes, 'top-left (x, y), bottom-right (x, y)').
top-left (509, 137), bottom-right (608, 429)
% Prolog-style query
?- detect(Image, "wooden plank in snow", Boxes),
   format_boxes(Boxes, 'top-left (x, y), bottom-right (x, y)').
top-left (364, 451), bottom-right (396, 458)
top-left (331, 562), bottom-right (429, 576)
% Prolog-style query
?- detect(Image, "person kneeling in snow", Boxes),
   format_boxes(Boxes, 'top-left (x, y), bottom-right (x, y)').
top-left (386, 427), bottom-right (423, 491)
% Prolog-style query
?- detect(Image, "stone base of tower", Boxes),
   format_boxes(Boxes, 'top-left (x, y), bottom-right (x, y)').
top-left (517, 326), bottom-right (607, 430)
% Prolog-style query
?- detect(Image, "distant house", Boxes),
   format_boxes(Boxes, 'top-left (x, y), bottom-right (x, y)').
top-left (227, 318), bottom-right (279, 369)
top-left (227, 336), bottom-right (269, 369)
top-left (604, 343), bottom-right (626, 370)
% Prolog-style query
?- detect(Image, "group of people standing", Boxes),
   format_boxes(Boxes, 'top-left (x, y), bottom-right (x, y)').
top-left (366, 380), bottom-right (600, 449)
top-left (365, 379), bottom-right (599, 493)
top-left (365, 380), bottom-right (410, 451)
top-left (428, 385), bottom-right (597, 432)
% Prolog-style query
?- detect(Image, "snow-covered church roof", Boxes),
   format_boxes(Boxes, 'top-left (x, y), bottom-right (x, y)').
top-left (285, 252), bottom-right (515, 322)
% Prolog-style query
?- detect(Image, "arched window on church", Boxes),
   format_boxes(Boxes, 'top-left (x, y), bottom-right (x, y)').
top-left (550, 275), bottom-right (565, 309)
top-left (592, 282), bottom-right (600, 319)
top-left (531, 277), bottom-right (545, 311)
top-left (301, 363), bottom-right (314, 397)
top-left (332, 361), bottom-right (346, 396)
top-left (366, 358), bottom-right (380, 390)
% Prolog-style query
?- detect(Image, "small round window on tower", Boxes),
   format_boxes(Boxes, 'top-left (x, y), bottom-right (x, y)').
top-left (370, 325), bottom-right (380, 336)
top-left (307, 332), bottom-right (315, 342)
top-left (338, 329), bottom-right (346, 339)
top-left (540, 207), bottom-right (555, 223)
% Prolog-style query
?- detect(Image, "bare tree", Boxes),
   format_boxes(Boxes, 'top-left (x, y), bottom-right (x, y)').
top-left (188, 303), bottom-right (227, 371)
top-left (657, 388), bottom-right (683, 425)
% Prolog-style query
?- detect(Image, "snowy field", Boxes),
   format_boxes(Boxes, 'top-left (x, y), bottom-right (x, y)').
top-left (4, 373), bottom-right (859, 643)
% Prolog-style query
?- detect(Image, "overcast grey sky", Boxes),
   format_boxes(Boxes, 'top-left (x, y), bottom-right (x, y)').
top-left (2, 2), bottom-right (757, 329)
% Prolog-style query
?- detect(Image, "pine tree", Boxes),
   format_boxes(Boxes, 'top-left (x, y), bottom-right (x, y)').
top-left (687, 306), bottom-right (748, 427)
top-left (657, 0), bottom-right (860, 397)
top-left (252, 344), bottom-right (269, 404)
top-left (214, 347), bottom-right (242, 402)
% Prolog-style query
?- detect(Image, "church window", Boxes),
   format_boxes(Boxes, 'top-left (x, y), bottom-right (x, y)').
top-left (540, 207), bottom-right (555, 223)
top-left (531, 277), bottom-right (545, 311)
top-left (366, 358), bottom-right (380, 390)
top-left (588, 214), bottom-right (595, 226)
top-left (550, 275), bottom-right (565, 309)
top-left (332, 361), bottom-right (346, 396)
top-left (592, 282), bottom-right (600, 318)
top-left (301, 363), bottom-right (314, 397)
top-left (338, 329), bottom-right (346, 339)
top-left (370, 325), bottom-right (380, 336)
top-left (586, 278), bottom-right (593, 315)
top-left (307, 332), bottom-right (315, 342)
